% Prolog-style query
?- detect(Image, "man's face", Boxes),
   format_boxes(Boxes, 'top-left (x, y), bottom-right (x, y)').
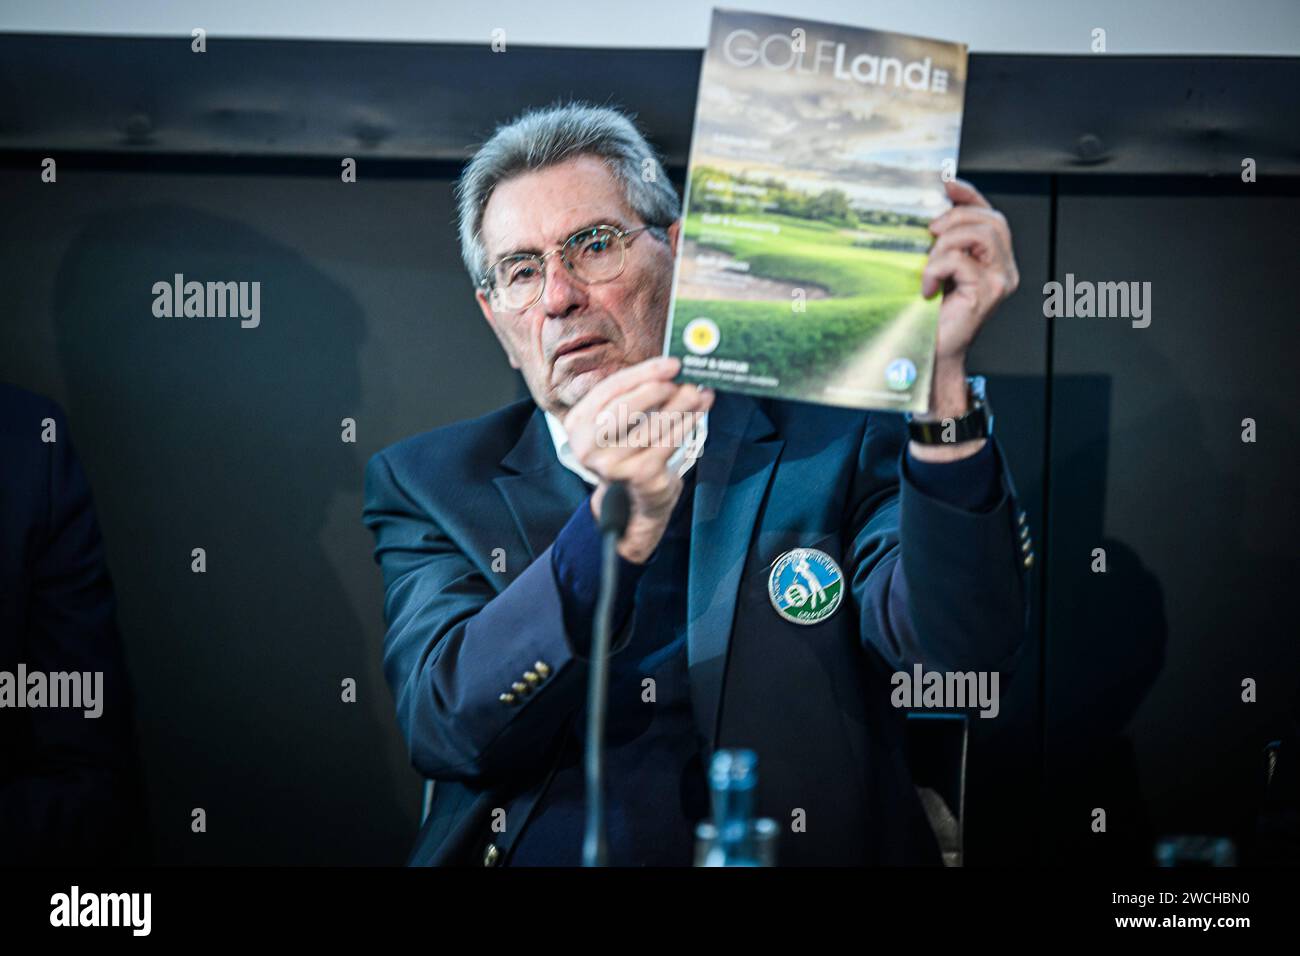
top-left (474, 155), bottom-right (681, 416)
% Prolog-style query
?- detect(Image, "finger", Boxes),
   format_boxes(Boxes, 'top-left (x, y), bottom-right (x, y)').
top-left (603, 388), bottom-right (712, 482)
top-left (933, 210), bottom-right (1019, 292)
top-left (659, 379), bottom-right (715, 418)
top-left (587, 355), bottom-right (680, 414)
top-left (600, 382), bottom-right (702, 452)
top-left (583, 380), bottom-right (681, 459)
top-left (587, 382), bottom-right (712, 470)
top-left (566, 355), bottom-right (679, 431)
top-left (608, 381), bottom-right (704, 450)
top-left (598, 378), bottom-right (682, 424)
top-left (929, 223), bottom-right (1004, 265)
top-left (622, 381), bottom-right (712, 453)
top-left (603, 443), bottom-right (681, 492)
top-left (929, 205), bottom-right (1007, 238)
top-left (608, 442), bottom-right (686, 486)
top-left (943, 177), bottom-right (992, 209)
top-left (594, 384), bottom-right (712, 472)
top-left (921, 248), bottom-right (983, 299)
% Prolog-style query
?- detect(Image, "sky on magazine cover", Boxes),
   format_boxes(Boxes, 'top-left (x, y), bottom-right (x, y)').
top-left (695, 10), bottom-right (967, 218)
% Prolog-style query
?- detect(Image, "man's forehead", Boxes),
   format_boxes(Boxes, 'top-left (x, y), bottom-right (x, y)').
top-left (480, 160), bottom-right (635, 260)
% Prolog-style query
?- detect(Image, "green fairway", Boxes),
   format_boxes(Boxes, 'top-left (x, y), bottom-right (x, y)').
top-left (669, 208), bottom-right (938, 400)
top-left (683, 210), bottom-right (927, 298)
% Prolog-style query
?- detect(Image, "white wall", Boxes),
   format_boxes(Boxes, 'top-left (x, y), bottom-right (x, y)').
top-left (3, 0), bottom-right (1299, 55)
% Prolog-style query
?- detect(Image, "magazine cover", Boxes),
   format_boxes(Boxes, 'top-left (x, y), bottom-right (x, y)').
top-left (665, 8), bottom-right (967, 412)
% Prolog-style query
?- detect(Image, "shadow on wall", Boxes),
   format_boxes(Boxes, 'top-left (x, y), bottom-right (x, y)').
top-left (1045, 374), bottom-right (1167, 864)
top-left (52, 203), bottom-right (417, 864)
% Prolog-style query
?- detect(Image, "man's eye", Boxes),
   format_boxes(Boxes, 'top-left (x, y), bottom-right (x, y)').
top-left (577, 237), bottom-right (612, 257)
top-left (507, 263), bottom-right (538, 284)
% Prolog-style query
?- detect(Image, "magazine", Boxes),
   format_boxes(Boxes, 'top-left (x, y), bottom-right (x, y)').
top-left (665, 8), bottom-right (967, 413)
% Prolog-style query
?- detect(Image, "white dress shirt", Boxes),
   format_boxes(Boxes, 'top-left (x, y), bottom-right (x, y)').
top-left (543, 408), bottom-right (709, 487)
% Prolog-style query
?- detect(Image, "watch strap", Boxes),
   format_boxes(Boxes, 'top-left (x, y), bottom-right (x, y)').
top-left (906, 376), bottom-right (992, 444)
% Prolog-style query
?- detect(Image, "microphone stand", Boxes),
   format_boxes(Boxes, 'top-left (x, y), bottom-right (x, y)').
top-left (582, 481), bottom-right (630, 868)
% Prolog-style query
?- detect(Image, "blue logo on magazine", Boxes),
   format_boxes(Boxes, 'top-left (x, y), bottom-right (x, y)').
top-left (885, 358), bottom-right (916, 391)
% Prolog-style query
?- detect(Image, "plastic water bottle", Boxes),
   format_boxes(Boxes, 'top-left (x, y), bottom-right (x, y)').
top-left (696, 749), bottom-right (778, 866)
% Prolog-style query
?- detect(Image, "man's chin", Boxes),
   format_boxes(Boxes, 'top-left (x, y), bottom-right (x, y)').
top-left (555, 361), bottom-right (625, 407)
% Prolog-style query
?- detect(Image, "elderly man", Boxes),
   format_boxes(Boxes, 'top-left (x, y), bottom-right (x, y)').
top-left (364, 102), bottom-right (1029, 866)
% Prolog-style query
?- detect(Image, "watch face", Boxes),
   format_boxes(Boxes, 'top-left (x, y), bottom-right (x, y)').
top-left (972, 377), bottom-right (993, 437)
top-left (964, 376), bottom-right (992, 438)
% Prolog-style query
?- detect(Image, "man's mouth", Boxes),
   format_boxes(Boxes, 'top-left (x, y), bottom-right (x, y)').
top-left (553, 336), bottom-right (609, 361)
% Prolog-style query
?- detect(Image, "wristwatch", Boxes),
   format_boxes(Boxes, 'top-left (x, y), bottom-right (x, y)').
top-left (905, 375), bottom-right (993, 444)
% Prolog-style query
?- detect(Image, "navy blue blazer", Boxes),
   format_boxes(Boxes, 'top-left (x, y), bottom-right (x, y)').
top-left (0, 385), bottom-right (138, 863)
top-left (363, 389), bottom-right (1030, 865)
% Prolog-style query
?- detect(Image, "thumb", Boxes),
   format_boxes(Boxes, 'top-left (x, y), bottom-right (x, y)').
top-left (943, 177), bottom-right (989, 209)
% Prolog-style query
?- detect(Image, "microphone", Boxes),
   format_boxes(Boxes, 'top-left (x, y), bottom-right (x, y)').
top-left (582, 481), bottom-right (631, 867)
top-left (597, 480), bottom-right (631, 536)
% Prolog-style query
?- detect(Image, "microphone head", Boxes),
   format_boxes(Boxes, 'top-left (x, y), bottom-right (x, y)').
top-left (598, 481), bottom-right (631, 535)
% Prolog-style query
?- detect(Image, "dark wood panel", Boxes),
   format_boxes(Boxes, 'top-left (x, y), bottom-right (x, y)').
top-left (2, 34), bottom-right (1297, 175)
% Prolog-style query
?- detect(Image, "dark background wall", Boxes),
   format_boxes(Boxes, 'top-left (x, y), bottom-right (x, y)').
top-left (0, 170), bottom-right (513, 863)
top-left (1, 34), bottom-right (1297, 864)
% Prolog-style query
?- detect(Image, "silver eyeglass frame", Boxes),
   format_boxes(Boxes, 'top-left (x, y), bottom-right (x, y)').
top-left (478, 223), bottom-right (658, 313)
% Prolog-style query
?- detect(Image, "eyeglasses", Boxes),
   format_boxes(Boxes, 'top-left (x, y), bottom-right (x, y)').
top-left (480, 223), bottom-right (658, 313)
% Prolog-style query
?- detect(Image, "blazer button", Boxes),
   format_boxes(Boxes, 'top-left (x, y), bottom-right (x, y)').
top-left (511, 681), bottom-right (529, 695)
top-left (1018, 510), bottom-right (1027, 526)
top-left (483, 843), bottom-right (500, 867)
top-left (522, 670), bottom-right (540, 687)
top-left (1023, 552), bottom-right (1035, 570)
top-left (499, 692), bottom-right (516, 706)
top-left (1019, 525), bottom-right (1030, 541)
top-left (533, 660), bottom-right (551, 678)
top-left (1021, 538), bottom-right (1032, 553)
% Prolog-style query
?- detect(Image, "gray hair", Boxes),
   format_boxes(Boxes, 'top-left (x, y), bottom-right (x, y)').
top-left (454, 101), bottom-right (681, 286)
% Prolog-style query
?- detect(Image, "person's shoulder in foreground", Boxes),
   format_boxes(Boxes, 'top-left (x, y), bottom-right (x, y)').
top-left (0, 381), bottom-right (142, 865)
top-left (0, 380), bottom-right (63, 436)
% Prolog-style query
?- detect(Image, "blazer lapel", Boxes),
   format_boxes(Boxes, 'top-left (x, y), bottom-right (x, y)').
top-left (687, 391), bottom-right (784, 754)
top-left (493, 406), bottom-right (592, 566)
top-left (490, 393), bottom-right (786, 758)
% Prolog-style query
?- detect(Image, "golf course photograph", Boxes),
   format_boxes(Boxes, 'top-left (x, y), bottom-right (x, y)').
top-left (666, 9), bottom-right (968, 412)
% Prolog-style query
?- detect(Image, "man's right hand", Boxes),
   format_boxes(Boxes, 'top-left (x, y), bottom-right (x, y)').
top-left (563, 356), bottom-right (714, 563)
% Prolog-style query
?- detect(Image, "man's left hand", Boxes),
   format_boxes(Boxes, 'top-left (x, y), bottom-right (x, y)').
top-left (912, 178), bottom-right (1020, 458)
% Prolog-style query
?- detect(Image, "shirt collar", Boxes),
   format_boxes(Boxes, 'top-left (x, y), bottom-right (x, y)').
top-left (543, 408), bottom-right (709, 487)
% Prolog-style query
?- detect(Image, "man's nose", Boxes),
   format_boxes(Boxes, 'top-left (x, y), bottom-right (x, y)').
top-left (540, 252), bottom-right (586, 317)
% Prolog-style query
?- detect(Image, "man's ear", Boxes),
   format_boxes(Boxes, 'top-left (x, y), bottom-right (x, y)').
top-left (476, 288), bottom-right (521, 370)
top-left (666, 219), bottom-right (682, 256)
